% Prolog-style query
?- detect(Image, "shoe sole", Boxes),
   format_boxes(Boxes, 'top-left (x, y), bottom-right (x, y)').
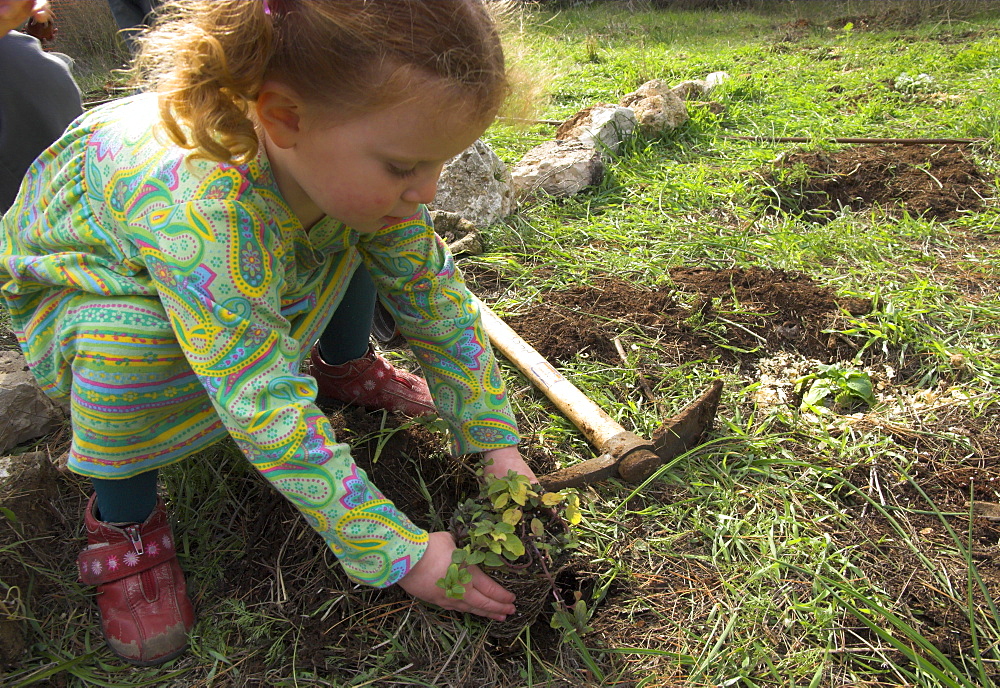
top-left (100, 627), bottom-right (190, 667)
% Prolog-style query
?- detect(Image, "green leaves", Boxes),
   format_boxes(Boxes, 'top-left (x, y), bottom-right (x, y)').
top-left (795, 363), bottom-right (876, 414)
top-left (436, 562), bottom-right (473, 600)
top-left (435, 469), bottom-right (583, 600)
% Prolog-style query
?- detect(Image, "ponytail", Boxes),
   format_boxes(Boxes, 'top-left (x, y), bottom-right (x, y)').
top-left (135, 1), bottom-right (273, 163)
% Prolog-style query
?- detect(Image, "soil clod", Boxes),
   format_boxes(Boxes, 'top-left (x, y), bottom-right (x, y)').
top-left (766, 144), bottom-right (992, 221)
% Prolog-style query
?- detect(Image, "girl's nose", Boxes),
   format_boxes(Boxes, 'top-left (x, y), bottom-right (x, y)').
top-left (401, 168), bottom-right (442, 205)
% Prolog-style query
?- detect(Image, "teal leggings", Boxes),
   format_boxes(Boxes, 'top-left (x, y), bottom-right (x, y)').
top-left (316, 266), bottom-right (376, 363)
top-left (91, 267), bottom-right (377, 523)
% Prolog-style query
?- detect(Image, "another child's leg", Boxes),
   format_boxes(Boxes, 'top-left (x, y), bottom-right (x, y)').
top-left (308, 267), bottom-right (435, 416)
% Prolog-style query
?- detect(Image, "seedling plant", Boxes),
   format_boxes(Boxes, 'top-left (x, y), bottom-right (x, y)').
top-left (438, 469), bottom-right (581, 604)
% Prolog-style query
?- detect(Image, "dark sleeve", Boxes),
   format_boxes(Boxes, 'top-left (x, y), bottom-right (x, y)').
top-left (0, 31), bottom-right (83, 212)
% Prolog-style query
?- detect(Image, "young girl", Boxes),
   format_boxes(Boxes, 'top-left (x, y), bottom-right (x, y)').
top-left (0, 0), bottom-right (538, 666)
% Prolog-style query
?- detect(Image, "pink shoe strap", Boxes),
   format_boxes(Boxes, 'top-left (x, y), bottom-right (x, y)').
top-left (78, 523), bottom-right (178, 585)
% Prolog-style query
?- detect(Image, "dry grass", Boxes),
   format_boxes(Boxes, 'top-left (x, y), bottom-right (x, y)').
top-left (48, 0), bottom-right (127, 77)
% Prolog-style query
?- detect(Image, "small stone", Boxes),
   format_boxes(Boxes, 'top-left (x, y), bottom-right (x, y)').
top-left (704, 71), bottom-right (731, 92)
top-left (620, 78), bottom-right (673, 107)
top-left (433, 139), bottom-right (514, 228)
top-left (555, 104), bottom-right (637, 159)
top-left (670, 79), bottom-right (709, 100)
top-left (0, 351), bottom-right (66, 455)
top-left (510, 140), bottom-right (604, 198)
top-left (429, 210), bottom-right (483, 257)
top-left (631, 92), bottom-right (690, 135)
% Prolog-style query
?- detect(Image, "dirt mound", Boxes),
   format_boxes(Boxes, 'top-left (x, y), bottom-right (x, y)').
top-left (767, 144), bottom-right (993, 221)
top-left (504, 270), bottom-right (870, 370)
top-left (828, 9), bottom-right (923, 31)
top-left (775, 18), bottom-right (813, 41)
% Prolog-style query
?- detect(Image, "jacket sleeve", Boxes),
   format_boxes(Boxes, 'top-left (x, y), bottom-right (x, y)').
top-left (359, 208), bottom-right (520, 457)
top-left (131, 194), bottom-right (428, 587)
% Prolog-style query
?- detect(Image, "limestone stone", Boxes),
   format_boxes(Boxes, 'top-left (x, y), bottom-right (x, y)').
top-left (0, 350), bottom-right (65, 455)
top-left (510, 139), bottom-right (604, 198)
top-left (704, 71), bottom-right (731, 93)
top-left (555, 104), bottom-right (637, 159)
top-left (432, 139), bottom-right (514, 228)
top-left (631, 92), bottom-right (690, 135)
top-left (620, 78), bottom-right (672, 107)
top-left (429, 210), bottom-right (483, 257)
top-left (671, 79), bottom-right (709, 100)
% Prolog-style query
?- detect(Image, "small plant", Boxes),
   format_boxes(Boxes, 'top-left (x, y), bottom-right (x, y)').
top-left (583, 33), bottom-right (602, 63)
top-left (893, 72), bottom-right (935, 94)
top-left (549, 591), bottom-right (593, 634)
top-left (437, 469), bottom-right (581, 607)
top-left (795, 363), bottom-right (876, 414)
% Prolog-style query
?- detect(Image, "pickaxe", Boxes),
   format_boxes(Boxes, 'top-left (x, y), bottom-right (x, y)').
top-left (475, 297), bottom-right (723, 491)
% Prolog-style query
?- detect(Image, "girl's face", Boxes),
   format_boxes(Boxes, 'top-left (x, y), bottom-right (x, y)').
top-left (262, 84), bottom-right (491, 233)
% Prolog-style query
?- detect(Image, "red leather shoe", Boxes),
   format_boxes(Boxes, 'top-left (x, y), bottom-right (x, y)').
top-left (308, 344), bottom-right (436, 417)
top-left (78, 494), bottom-right (195, 666)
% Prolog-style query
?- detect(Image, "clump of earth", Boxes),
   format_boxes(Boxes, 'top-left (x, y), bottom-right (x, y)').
top-left (500, 268), bottom-right (871, 372)
top-left (765, 144), bottom-right (992, 221)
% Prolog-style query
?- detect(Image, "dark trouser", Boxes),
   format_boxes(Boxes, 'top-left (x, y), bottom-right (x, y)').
top-left (105, 0), bottom-right (162, 54)
top-left (92, 470), bottom-right (160, 523)
top-left (91, 266), bottom-right (378, 522)
top-left (0, 32), bottom-right (82, 212)
top-left (316, 266), bottom-right (377, 364)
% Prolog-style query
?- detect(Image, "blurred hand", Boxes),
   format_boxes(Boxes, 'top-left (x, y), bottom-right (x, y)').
top-left (482, 445), bottom-right (539, 484)
top-left (0, 0), bottom-right (49, 37)
top-left (397, 531), bottom-right (516, 621)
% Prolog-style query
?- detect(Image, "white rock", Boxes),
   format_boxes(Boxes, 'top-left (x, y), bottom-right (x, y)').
top-left (432, 139), bottom-right (514, 227)
top-left (0, 350), bottom-right (66, 455)
top-left (631, 92), bottom-right (690, 135)
top-left (671, 79), bottom-right (709, 100)
top-left (620, 78), bottom-right (673, 107)
top-left (704, 71), bottom-right (731, 92)
top-left (510, 139), bottom-right (604, 198)
top-left (555, 104), bottom-right (637, 159)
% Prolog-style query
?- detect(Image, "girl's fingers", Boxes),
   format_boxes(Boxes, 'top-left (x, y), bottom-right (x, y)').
top-left (457, 587), bottom-right (515, 621)
top-left (469, 566), bottom-right (515, 604)
top-left (442, 566), bottom-right (514, 620)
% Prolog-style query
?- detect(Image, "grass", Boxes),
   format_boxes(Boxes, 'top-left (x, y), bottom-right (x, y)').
top-left (4, 0), bottom-right (1000, 686)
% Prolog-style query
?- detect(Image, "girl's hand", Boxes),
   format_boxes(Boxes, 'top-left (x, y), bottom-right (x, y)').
top-left (0, 0), bottom-right (49, 36)
top-left (397, 532), bottom-right (515, 621)
top-left (482, 445), bottom-right (538, 484)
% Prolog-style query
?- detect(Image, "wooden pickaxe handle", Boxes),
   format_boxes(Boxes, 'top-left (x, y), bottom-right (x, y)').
top-left (475, 297), bottom-right (721, 490)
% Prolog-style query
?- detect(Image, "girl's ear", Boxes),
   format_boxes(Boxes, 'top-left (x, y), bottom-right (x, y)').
top-left (256, 82), bottom-right (303, 149)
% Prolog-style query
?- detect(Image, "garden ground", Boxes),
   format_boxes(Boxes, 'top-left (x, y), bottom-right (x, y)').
top-left (3, 1), bottom-right (1000, 686)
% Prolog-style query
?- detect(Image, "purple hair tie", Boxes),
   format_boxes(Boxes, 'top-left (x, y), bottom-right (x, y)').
top-left (263, 0), bottom-right (286, 16)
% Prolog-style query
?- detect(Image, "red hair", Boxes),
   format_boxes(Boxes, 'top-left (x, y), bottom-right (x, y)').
top-left (136, 0), bottom-right (509, 163)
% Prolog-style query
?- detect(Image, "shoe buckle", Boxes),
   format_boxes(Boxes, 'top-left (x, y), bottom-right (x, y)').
top-left (125, 524), bottom-right (144, 556)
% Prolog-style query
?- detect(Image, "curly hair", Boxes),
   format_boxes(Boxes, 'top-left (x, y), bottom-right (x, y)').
top-left (134, 0), bottom-right (510, 163)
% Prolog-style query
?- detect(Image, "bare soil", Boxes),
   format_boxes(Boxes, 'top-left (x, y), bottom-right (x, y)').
top-left (502, 269), bottom-right (871, 371)
top-left (766, 144), bottom-right (993, 221)
top-left (1, 263), bottom-right (997, 682)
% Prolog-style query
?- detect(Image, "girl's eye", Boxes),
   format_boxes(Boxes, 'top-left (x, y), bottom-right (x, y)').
top-left (387, 164), bottom-right (418, 179)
